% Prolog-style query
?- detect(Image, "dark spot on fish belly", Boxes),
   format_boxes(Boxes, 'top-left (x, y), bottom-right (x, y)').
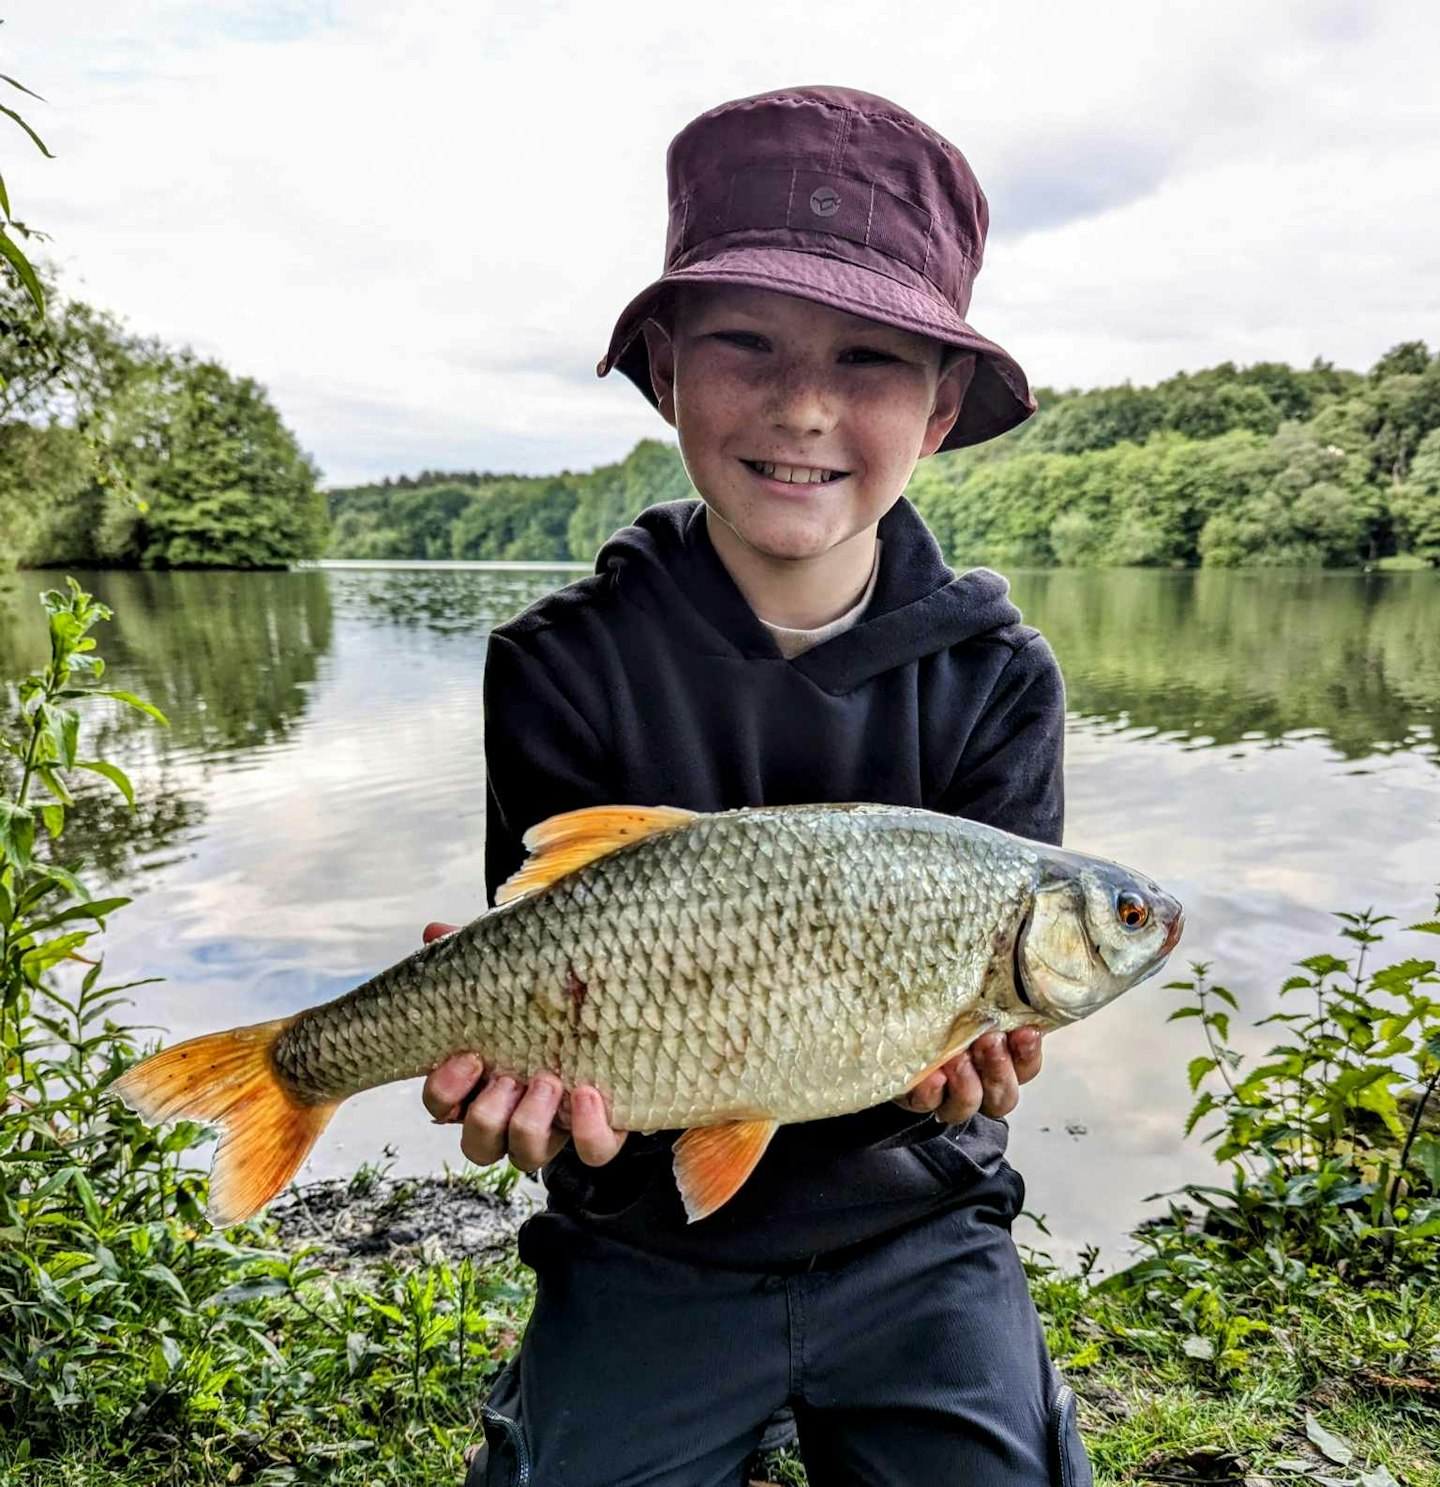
top-left (565, 964), bottom-right (588, 1015)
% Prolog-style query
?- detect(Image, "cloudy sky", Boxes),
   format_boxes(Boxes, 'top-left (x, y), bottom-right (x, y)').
top-left (7, 1), bottom-right (1440, 485)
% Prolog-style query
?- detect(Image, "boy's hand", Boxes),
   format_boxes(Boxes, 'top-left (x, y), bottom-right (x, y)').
top-left (894, 1029), bottom-right (1043, 1123)
top-left (418, 922), bottom-right (628, 1172)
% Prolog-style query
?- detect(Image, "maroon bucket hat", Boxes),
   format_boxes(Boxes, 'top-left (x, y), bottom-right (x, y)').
top-left (597, 84), bottom-right (1035, 451)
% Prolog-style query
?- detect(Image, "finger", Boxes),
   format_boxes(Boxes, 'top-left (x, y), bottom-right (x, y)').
top-left (423, 1053), bottom-right (485, 1121)
top-left (459, 1076), bottom-right (525, 1167)
top-left (1009, 1027), bottom-right (1044, 1086)
top-left (569, 1085), bottom-right (628, 1167)
top-left (894, 1069), bottom-right (946, 1114)
top-left (935, 1051), bottom-right (983, 1123)
top-left (972, 1033), bottom-right (1020, 1119)
top-left (506, 1075), bottom-right (568, 1172)
top-left (422, 921), bottom-right (461, 945)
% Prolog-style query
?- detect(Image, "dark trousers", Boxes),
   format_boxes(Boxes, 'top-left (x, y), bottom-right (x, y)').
top-left (473, 1164), bottom-right (1091, 1487)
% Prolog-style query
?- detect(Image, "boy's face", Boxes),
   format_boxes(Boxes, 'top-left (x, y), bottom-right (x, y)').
top-left (642, 285), bottom-right (973, 566)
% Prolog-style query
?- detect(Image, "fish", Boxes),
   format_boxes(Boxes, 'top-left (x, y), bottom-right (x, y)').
top-left (111, 802), bottom-right (1184, 1227)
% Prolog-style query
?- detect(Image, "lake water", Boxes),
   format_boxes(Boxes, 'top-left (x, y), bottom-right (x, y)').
top-left (2, 562), bottom-right (1436, 1267)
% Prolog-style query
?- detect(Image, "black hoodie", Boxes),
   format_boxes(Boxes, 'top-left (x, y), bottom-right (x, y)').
top-left (481, 497), bottom-right (1066, 1268)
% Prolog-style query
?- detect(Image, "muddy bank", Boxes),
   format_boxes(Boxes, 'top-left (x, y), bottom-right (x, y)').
top-left (270, 1172), bottom-right (534, 1276)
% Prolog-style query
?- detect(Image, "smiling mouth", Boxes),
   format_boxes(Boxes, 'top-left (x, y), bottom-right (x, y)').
top-left (741, 459), bottom-right (848, 485)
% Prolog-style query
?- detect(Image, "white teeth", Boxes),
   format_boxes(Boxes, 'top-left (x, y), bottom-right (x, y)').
top-left (751, 461), bottom-right (840, 484)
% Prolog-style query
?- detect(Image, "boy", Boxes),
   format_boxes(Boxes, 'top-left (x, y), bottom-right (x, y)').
top-left (422, 85), bottom-right (1085, 1486)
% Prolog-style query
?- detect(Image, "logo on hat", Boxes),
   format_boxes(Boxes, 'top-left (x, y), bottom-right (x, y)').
top-left (809, 186), bottom-right (841, 218)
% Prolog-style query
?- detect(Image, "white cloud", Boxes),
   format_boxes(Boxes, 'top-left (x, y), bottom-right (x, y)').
top-left (6, 0), bottom-right (1439, 482)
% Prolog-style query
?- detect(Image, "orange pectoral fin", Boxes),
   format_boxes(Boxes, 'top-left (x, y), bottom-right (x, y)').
top-left (904, 1011), bottom-right (1000, 1093)
top-left (495, 804), bottom-right (699, 905)
top-left (672, 1118), bottom-right (779, 1223)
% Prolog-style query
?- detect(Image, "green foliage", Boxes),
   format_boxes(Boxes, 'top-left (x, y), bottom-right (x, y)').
top-left (1074, 908), bottom-right (1440, 1388)
top-left (0, 582), bottom-right (530, 1481)
top-left (1391, 428), bottom-right (1440, 562)
top-left (1, 268), bottom-right (325, 572)
top-left (909, 347), bottom-right (1436, 570)
top-left (326, 439), bottom-right (693, 564)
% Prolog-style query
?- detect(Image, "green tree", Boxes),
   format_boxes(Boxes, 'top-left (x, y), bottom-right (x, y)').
top-left (566, 439), bottom-right (692, 560)
top-left (1369, 340), bottom-right (1431, 380)
top-left (1391, 428), bottom-right (1440, 562)
top-left (1027, 384), bottom-right (1165, 455)
top-left (111, 356), bottom-right (325, 569)
top-left (1197, 424), bottom-right (1376, 567)
top-left (451, 476), bottom-right (579, 560)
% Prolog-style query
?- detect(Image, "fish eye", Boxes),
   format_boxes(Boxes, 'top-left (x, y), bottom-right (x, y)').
top-left (1116, 891), bottom-right (1149, 930)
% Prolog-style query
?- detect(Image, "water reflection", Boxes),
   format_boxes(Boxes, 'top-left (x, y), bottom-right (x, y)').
top-left (325, 566), bottom-right (577, 636)
top-left (0, 570), bottom-right (335, 887)
top-left (0, 562), bottom-right (1436, 1264)
top-left (1015, 569), bottom-right (1439, 761)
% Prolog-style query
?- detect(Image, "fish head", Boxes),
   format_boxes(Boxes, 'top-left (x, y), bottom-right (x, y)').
top-left (1014, 852), bottom-right (1184, 1024)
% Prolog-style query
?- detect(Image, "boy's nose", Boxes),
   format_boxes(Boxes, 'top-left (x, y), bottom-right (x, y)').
top-left (764, 367), bottom-right (838, 437)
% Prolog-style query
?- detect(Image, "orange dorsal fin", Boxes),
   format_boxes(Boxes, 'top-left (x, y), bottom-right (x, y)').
top-left (672, 1118), bottom-right (779, 1223)
top-left (495, 804), bottom-right (699, 906)
top-left (110, 1017), bottom-right (340, 1227)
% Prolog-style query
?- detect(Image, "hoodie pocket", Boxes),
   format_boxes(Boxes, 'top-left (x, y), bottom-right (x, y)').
top-left (1048, 1376), bottom-right (1093, 1487)
top-left (476, 1404), bottom-right (532, 1487)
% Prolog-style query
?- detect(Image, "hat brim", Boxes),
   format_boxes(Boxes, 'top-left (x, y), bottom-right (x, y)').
top-left (597, 246), bottom-right (1036, 452)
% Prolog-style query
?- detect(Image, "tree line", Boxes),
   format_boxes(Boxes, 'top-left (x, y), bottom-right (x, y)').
top-left (4, 264), bottom-right (1438, 571)
top-left (325, 345), bottom-right (1440, 570)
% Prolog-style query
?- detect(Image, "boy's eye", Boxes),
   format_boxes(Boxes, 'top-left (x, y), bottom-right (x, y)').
top-left (712, 331), bottom-right (767, 349)
top-left (841, 348), bottom-right (898, 365)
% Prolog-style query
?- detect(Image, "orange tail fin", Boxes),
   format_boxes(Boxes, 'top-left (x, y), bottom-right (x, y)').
top-left (110, 1016), bottom-right (339, 1227)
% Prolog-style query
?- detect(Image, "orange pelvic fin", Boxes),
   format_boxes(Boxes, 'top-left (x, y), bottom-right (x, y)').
top-left (109, 1017), bottom-right (338, 1227)
top-left (672, 1118), bottom-right (779, 1222)
top-left (495, 804), bottom-right (699, 906)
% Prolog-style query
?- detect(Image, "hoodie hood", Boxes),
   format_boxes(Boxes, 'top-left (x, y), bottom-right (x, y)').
top-left (595, 498), bottom-right (1022, 695)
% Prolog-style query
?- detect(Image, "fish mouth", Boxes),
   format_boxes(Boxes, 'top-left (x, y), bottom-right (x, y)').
top-left (1160, 906), bottom-right (1185, 957)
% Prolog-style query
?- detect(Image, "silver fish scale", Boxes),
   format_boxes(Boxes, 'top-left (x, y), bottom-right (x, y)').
top-left (272, 805), bottom-right (1037, 1127)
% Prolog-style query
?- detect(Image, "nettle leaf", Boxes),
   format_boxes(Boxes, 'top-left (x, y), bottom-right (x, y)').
top-left (20, 930), bottom-right (91, 977)
top-left (34, 764), bottom-right (74, 806)
top-left (1188, 1057), bottom-right (1218, 1092)
top-left (1300, 954), bottom-right (1348, 979)
top-left (1406, 919), bottom-right (1440, 937)
top-left (1371, 959), bottom-right (1438, 994)
top-left (92, 689), bottom-right (169, 727)
top-left (40, 803), bottom-right (64, 840)
top-left (74, 759), bottom-right (135, 809)
top-left (46, 706), bottom-right (80, 768)
top-left (0, 799), bottom-right (35, 870)
top-left (28, 896), bottom-right (129, 934)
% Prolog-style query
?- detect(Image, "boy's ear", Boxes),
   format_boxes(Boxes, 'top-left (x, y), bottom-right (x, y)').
top-left (642, 318), bottom-right (678, 428)
top-left (919, 351), bottom-right (977, 458)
